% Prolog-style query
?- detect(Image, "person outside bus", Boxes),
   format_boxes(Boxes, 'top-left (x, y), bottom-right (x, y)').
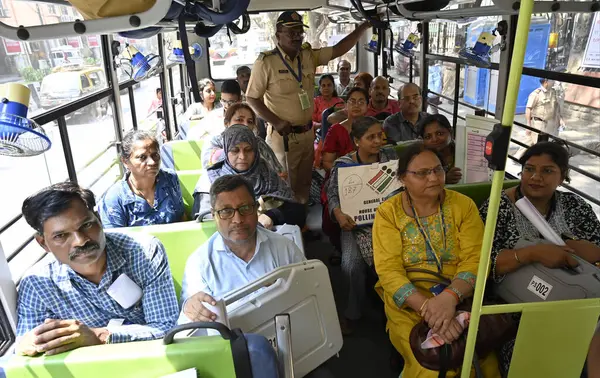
top-left (525, 78), bottom-right (565, 144)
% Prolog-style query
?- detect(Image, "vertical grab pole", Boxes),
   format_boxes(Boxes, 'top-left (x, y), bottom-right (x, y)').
top-left (459, 0), bottom-right (535, 376)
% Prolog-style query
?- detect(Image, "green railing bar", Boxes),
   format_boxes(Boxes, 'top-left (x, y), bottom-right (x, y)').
top-left (75, 141), bottom-right (116, 175)
top-left (460, 1), bottom-right (535, 375)
top-left (481, 299), bottom-right (600, 315)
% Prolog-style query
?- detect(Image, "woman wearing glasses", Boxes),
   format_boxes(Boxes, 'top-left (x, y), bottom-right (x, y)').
top-left (326, 116), bottom-right (397, 334)
top-left (479, 142), bottom-right (600, 376)
top-left (193, 125), bottom-right (305, 230)
top-left (373, 142), bottom-right (500, 377)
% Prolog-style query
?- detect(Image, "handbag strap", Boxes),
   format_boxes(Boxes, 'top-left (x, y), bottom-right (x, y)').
top-left (438, 344), bottom-right (450, 378)
top-left (405, 268), bottom-right (452, 286)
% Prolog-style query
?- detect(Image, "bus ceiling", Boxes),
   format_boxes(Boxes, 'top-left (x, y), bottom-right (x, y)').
top-left (0, 0), bottom-right (598, 43)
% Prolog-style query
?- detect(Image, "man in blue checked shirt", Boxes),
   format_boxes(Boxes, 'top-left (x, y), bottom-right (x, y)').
top-left (16, 182), bottom-right (179, 356)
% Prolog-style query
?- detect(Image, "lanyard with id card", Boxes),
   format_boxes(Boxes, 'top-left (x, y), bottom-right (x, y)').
top-left (276, 49), bottom-right (310, 111)
top-left (408, 193), bottom-right (448, 296)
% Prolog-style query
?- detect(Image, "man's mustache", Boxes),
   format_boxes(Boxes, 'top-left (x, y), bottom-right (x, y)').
top-left (69, 242), bottom-right (100, 260)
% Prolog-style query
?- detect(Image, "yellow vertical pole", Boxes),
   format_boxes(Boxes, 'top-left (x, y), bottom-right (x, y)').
top-left (459, 1), bottom-right (535, 376)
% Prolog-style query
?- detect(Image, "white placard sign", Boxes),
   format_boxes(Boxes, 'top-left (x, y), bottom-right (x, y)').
top-left (338, 160), bottom-right (401, 225)
top-left (456, 115), bottom-right (496, 183)
top-left (582, 12), bottom-right (600, 69)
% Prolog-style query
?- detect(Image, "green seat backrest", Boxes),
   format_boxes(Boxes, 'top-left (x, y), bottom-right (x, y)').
top-left (446, 180), bottom-right (520, 208)
top-left (507, 298), bottom-right (600, 378)
top-left (177, 170), bottom-right (202, 217)
top-left (123, 221), bottom-right (217, 299)
top-left (6, 336), bottom-right (236, 378)
top-left (167, 140), bottom-right (204, 171)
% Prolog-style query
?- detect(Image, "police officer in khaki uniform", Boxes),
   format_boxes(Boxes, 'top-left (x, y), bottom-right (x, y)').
top-left (246, 11), bottom-right (370, 204)
top-left (525, 78), bottom-right (565, 144)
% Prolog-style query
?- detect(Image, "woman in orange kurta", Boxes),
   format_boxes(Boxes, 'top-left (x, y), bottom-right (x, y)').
top-left (373, 142), bottom-right (500, 378)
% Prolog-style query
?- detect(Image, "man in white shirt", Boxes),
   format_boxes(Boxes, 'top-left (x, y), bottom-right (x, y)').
top-left (335, 60), bottom-right (352, 97)
top-left (178, 175), bottom-right (336, 378)
top-left (236, 66), bottom-right (251, 101)
top-left (187, 80), bottom-right (242, 141)
top-left (179, 174), bottom-right (304, 316)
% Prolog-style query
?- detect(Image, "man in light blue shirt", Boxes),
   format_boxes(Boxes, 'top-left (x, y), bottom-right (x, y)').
top-left (178, 174), bottom-right (305, 378)
top-left (179, 174), bottom-right (304, 322)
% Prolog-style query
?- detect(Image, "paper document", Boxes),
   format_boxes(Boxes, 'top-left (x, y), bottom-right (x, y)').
top-left (515, 196), bottom-right (565, 245)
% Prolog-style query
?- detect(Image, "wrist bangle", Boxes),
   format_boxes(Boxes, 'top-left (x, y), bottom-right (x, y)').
top-left (448, 286), bottom-right (464, 301)
top-left (419, 299), bottom-right (429, 314)
top-left (443, 288), bottom-right (461, 303)
top-left (514, 250), bottom-right (522, 264)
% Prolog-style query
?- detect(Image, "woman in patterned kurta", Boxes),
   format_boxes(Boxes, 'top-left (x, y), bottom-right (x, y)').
top-left (479, 142), bottom-right (600, 376)
top-left (374, 142), bottom-right (500, 378)
top-left (326, 116), bottom-right (396, 335)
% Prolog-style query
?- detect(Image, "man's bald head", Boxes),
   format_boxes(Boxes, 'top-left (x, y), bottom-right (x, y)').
top-left (398, 82), bottom-right (422, 115)
top-left (370, 76), bottom-right (391, 106)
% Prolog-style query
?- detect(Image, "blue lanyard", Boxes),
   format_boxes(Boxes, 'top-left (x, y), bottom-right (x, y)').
top-left (407, 192), bottom-right (447, 273)
top-left (275, 48), bottom-right (303, 88)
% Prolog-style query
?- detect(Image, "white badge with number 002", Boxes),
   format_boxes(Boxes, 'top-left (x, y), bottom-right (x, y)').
top-left (527, 274), bottom-right (553, 300)
top-left (299, 88), bottom-right (310, 111)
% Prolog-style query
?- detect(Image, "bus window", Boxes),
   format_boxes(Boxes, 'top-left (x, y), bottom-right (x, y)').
top-left (208, 11), bottom-right (358, 80)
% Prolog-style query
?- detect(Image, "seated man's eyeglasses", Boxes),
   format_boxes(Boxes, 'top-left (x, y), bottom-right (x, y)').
top-left (401, 94), bottom-right (421, 102)
top-left (221, 99), bottom-right (238, 107)
top-left (214, 203), bottom-right (257, 219)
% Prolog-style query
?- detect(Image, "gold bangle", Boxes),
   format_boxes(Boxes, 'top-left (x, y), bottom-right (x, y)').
top-left (514, 250), bottom-right (522, 264)
top-left (419, 299), bottom-right (429, 314)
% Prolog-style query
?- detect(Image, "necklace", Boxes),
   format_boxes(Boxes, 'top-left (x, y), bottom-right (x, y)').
top-left (128, 175), bottom-right (154, 205)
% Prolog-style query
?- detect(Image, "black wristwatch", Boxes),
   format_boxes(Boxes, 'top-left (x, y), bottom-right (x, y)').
top-left (561, 232), bottom-right (578, 241)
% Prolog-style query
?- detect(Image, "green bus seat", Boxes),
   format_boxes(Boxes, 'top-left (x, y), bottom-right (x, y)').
top-left (119, 220), bottom-right (217, 299)
top-left (446, 180), bottom-right (520, 208)
top-left (6, 336), bottom-right (237, 378)
top-left (496, 298), bottom-right (600, 378)
top-left (176, 170), bottom-right (202, 218)
top-left (160, 140), bottom-right (203, 171)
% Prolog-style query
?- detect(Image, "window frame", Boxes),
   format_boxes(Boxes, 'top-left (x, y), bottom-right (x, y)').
top-left (0, 299), bottom-right (15, 357)
top-left (206, 12), bottom-right (360, 81)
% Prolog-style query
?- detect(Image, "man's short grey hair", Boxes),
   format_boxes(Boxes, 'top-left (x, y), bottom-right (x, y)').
top-left (398, 82), bottom-right (422, 98)
top-left (209, 175), bottom-right (256, 209)
top-left (337, 60), bottom-right (351, 69)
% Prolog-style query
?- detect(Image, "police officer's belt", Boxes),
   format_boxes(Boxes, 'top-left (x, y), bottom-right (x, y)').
top-left (291, 122), bottom-right (312, 134)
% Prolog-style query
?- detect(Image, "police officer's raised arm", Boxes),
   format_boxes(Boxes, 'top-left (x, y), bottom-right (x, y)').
top-left (246, 57), bottom-right (292, 135)
top-left (331, 22), bottom-right (371, 60)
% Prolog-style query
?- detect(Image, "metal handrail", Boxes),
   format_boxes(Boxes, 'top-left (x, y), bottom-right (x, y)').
top-left (6, 235), bottom-right (35, 263)
top-left (506, 153), bottom-right (600, 207)
top-left (3, 159), bottom-right (121, 267)
top-left (0, 141), bottom-right (117, 236)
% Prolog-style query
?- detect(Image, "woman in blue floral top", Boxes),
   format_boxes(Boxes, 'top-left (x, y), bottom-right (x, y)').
top-left (99, 130), bottom-right (185, 228)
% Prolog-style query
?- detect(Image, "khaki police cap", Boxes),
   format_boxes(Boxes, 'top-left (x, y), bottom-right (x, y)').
top-left (276, 11), bottom-right (309, 28)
